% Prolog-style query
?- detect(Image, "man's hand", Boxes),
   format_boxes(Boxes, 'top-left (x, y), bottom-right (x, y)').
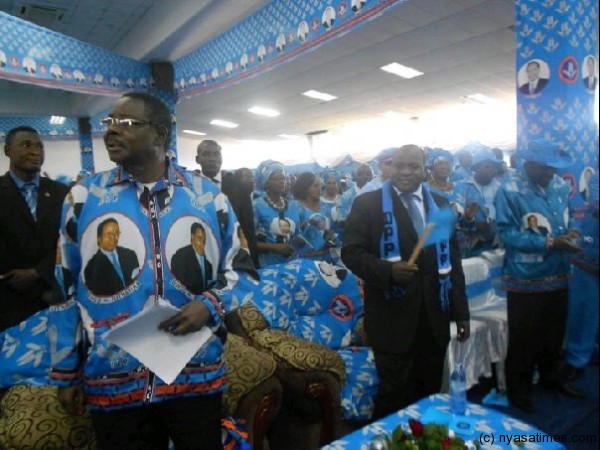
top-left (275, 243), bottom-right (294, 258)
top-left (0, 268), bottom-right (39, 291)
top-left (158, 301), bottom-right (211, 335)
top-left (456, 320), bottom-right (470, 342)
top-left (464, 203), bottom-right (480, 221)
top-left (552, 235), bottom-right (582, 253)
top-left (58, 385), bottom-right (86, 415)
top-left (391, 261), bottom-right (419, 284)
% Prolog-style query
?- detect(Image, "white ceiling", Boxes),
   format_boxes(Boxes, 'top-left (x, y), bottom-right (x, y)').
top-left (0, 0), bottom-right (517, 147)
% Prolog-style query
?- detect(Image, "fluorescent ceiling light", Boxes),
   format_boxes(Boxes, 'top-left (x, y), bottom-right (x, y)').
top-left (380, 62), bottom-right (423, 79)
top-left (248, 106), bottom-right (280, 117)
top-left (278, 134), bottom-right (302, 139)
top-left (182, 129), bottom-right (206, 136)
top-left (465, 93), bottom-right (495, 104)
top-left (50, 116), bottom-right (66, 125)
top-left (210, 119), bottom-right (239, 128)
top-left (302, 90), bottom-right (337, 101)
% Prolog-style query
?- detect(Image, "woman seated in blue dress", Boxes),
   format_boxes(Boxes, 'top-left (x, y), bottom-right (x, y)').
top-left (293, 172), bottom-right (340, 263)
top-left (253, 160), bottom-right (303, 267)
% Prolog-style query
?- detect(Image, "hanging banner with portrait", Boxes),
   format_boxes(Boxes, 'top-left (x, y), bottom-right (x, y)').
top-left (515, 0), bottom-right (598, 223)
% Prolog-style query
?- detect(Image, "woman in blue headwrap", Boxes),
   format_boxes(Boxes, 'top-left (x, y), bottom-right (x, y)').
top-left (426, 148), bottom-right (455, 199)
top-left (253, 161), bottom-right (303, 267)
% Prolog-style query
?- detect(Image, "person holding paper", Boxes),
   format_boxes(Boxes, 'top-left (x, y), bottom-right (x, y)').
top-left (342, 144), bottom-right (470, 420)
top-left (50, 93), bottom-right (244, 450)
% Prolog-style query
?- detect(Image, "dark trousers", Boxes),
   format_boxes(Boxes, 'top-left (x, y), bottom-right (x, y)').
top-left (371, 315), bottom-right (447, 420)
top-left (505, 289), bottom-right (568, 399)
top-left (90, 393), bottom-right (222, 450)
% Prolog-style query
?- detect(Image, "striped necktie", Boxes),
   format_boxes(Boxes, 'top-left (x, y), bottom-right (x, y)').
top-left (401, 193), bottom-right (424, 235)
top-left (22, 182), bottom-right (37, 218)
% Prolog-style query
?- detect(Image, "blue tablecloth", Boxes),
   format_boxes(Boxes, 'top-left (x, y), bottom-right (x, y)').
top-left (322, 394), bottom-right (564, 449)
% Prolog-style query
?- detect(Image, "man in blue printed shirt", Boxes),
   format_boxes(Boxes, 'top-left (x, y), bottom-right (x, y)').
top-left (495, 140), bottom-right (582, 413)
top-left (51, 93), bottom-right (243, 449)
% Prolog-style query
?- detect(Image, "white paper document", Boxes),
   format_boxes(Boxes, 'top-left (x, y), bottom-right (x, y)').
top-left (104, 299), bottom-right (212, 385)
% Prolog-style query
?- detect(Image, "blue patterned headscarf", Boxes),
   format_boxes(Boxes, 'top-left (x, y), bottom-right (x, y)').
top-left (427, 148), bottom-right (455, 169)
top-left (255, 160), bottom-right (285, 191)
top-left (321, 168), bottom-right (341, 184)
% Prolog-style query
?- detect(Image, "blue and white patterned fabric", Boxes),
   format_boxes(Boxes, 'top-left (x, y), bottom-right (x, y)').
top-left (337, 346), bottom-right (378, 421)
top-left (495, 171), bottom-right (573, 292)
top-left (322, 394), bottom-right (564, 449)
top-left (0, 309), bottom-right (51, 388)
top-left (451, 176), bottom-right (502, 258)
top-left (253, 194), bottom-right (303, 267)
top-left (0, 12), bottom-right (150, 95)
top-left (48, 161), bottom-right (242, 411)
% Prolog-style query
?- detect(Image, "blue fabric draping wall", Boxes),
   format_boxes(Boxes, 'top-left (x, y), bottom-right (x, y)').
top-left (515, 0), bottom-right (599, 221)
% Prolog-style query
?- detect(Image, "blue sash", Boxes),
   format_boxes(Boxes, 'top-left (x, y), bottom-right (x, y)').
top-left (380, 181), bottom-right (452, 310)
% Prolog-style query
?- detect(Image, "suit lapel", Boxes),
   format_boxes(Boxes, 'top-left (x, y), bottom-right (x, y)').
top-left (35, 178), bottom-right (55, 225)
top-left (0, 174), bottom-right (36, 227)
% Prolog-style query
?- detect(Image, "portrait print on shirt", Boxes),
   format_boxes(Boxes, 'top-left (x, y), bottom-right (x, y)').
top-left (166, 216), bottom-right (218, 296)
top-left (518, 59), bottom-right (550, 97)
top-left (82, 214), bottom-right (144, 298)
top-left (579, 166), bottom-right (596, 201)
top-left (521, 212), bottom-right (551, 237)
top-left (270, 217), bottom-right (295, 243)
top-left (317, 260), bottom-right (348, 289)
top-left (582, 55), bottom-right (598, 92)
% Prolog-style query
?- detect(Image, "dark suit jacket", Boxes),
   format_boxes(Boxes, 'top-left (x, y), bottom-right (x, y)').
top-left (584, 76), bottom-right (597, 91)
top-left (341, 187), bottom-right (469, 354)
top-left (170, 245), bottom-right (214, 295)
top-left (221, 173), bottom-right (259, 267)
top-left (518, 78), bottom-right (548, 95)
top-left (0, 173), bottom-right (69, 331)
top-left (84, 246), bottom-right (139, 296)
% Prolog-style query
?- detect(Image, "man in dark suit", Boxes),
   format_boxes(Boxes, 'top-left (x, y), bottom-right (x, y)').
top-left (519, 60), bottom-right (548, 96)
top-left (171, 222), bottom-right (214, 295)
top-left (196, 140), bottom-right (223, 186)
top-left (84, 218), bottom-right (140, 296)
top-left (0, 126), bottom-right (69, 332)
top-left (526, 214), bottom-right (548, 236)
top-left (583, 56), bottom-right (597, 91)
top-left (342, 144), bottom-right (470, 419)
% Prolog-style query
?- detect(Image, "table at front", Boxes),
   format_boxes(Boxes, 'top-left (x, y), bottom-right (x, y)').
top-left (322, 394), bottom-right (564, 449)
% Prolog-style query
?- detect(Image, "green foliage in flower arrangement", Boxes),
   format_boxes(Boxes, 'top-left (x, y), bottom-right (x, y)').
top-left (388, 419), bottom-right (477, 450)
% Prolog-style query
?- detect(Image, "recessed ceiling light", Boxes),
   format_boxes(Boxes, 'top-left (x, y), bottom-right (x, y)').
top-left (380, 62), bottom-right (423, 79)
top-left (302, 90), bottom-right (337, 101)
top-left (248, 106), bottom-right (280, 117)
top-left (465, 93), bottom-right (495, 104)
top-left (50, 116), bottom-right (66, 125)
top-left (278, 134), bottom-right (302, 139)
top-left (182, 129), bottom-right (207, 136)
top-left (210, 119), bottom-right (239, 128)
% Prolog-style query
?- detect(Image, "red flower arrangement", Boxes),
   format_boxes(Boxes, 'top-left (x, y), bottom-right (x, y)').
top-left (388, 419), bottom-right (477, 450)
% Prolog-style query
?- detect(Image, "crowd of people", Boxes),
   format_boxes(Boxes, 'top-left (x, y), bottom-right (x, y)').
top-left (1, 92), bottom-right (597, 449)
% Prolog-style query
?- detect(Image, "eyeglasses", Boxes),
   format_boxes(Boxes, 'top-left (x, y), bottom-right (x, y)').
top-left (101, 117), bottom-right (152, 128)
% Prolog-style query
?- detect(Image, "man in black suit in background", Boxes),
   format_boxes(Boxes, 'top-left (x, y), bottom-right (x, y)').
top-left (342, 144), bottom-right (470, 419)
top-left (84, 218), bottom-right (140, 296)
top-left (0, 126), bottom-right (69, 331)
top-left (171, 222), bottom-right (214, 295)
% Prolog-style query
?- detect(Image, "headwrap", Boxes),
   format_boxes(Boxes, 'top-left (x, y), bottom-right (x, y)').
top-left (515, 139), bottom-right (575, 169)
top-left (471, 144), bottom-right (501, 168)
top-left (255, 160), bottom-right (285, 191)
top-left (321, 168), bottom-right (341, 184)
top-left (380, 181), bottom-right (452, 311)
top-left (427, 148), bottom-right (455, 169)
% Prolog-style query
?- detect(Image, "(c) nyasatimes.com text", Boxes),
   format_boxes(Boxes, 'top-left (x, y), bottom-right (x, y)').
top-left (478, 432), bottom-right (597, 446)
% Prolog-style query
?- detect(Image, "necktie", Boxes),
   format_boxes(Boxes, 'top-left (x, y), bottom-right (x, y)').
top-left (110, 251), bottom-right (126, 286)
top-left (529, 82), bottom-right (535, 95)
top-left (401, 193), bottom-right (424, 235)
top-left (198, 255), bottom-right (206, 289)
top-left (22, 182), bottom-right (37, 218)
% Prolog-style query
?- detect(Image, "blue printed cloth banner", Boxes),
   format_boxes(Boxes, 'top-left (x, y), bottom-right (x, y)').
top-left (0, 12), bottom-right (150, 95)
top-left (337, 346), bottom-right (378, 421)
top-left (175, 0), bottom-right (405, 97)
